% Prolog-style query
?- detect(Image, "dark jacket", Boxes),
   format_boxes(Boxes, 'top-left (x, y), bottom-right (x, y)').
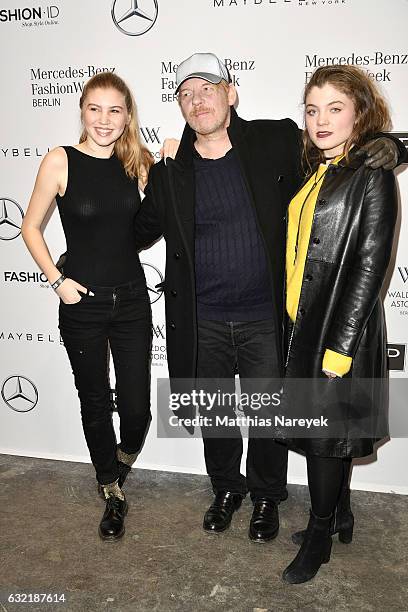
top-left (284, 149), bottom-right (398, 458)
top-left (134, 107), bottom-right (302, 378)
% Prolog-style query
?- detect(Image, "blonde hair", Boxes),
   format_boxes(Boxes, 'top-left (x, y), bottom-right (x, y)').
top-left (79, 72), bottom-right (153, 183)
top-left (302, 65), bottom-right (392, 176)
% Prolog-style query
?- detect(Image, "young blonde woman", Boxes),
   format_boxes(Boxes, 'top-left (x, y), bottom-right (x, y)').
top-left (282, 65), bottom-right (398, 583)
top-left (22, 73), bottom-right (154, 541)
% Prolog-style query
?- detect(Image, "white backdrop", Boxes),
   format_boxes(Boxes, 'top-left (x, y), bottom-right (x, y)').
top-left (1, 0), bottom-right (407, 493)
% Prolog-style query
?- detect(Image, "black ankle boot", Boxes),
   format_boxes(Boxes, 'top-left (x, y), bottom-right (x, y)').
top-left (98, 494), bottom-right (128, 541)
top-left (282, 510), bottom-right (332, 584)
top-left (292, 485), bottom-right (354, 545)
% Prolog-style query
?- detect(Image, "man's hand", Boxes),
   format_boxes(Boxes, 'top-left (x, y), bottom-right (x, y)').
top-left (358, 137), bottom-right (398, 170)
top-left (160, 138), bottom-right (180, 165)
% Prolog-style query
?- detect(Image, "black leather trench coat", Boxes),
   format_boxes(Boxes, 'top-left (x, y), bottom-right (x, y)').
top-left (284, 149), bottom-right (398, 458)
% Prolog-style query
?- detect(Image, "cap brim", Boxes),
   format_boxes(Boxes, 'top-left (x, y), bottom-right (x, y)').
top-left (175, 72), bottom-right (223, 93)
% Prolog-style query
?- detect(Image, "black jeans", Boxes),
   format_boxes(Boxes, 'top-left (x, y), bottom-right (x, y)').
top-left (197, 319), bottom-right (288, 502)
top-left (59, 281), bottom-right (151, 485)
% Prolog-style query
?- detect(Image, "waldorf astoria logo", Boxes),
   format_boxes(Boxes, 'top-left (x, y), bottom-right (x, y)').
top-left (152, 321), bottom-right (167, 366)
top-left (386, 266), bottom-right (408, 316)
top-left (398, 267), bottom-right (408, 283)
top-left (140, 127), bottom-right (162, 160)
top-left (111, 0), bottom-right (158, 36)
top-left (141, 127), bottom-right (161, 145)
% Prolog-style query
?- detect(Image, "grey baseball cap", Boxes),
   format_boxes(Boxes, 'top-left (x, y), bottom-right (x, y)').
top-left (175, 53), bottom-right (231, 93)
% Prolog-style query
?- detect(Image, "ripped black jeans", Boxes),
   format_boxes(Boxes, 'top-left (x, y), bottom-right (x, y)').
top-left (59, 281), bottom-right (152, 485)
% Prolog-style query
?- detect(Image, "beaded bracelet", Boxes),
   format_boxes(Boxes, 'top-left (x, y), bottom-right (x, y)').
top-left (51, 275), bottom-right (66, 290)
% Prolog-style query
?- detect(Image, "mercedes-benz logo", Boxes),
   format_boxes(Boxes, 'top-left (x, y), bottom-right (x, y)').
top-left (141, 262), bottom-right (164, 304)
top-left (111, 0), bottom-right (158, 36)
top-left (0, 198), bottom-right (24, 241)
top-left (1, 375), bottom-right (39, 412)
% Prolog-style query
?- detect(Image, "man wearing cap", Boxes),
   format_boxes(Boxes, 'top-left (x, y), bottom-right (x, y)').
top-left (134, 53), bottom-right (404, 541)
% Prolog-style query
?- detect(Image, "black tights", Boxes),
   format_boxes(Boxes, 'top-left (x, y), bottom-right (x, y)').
top-left (307, 456), bottom-right (352, 517)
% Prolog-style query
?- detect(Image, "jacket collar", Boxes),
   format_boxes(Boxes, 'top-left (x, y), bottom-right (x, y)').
top-left (175, 120), bottom-right (196, 167)
top-left (175, 106), bottom-right (242, 167)
top-left (227, 106), bottom-right (245, 146)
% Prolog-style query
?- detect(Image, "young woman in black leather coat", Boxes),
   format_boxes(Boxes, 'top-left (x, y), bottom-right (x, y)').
top-left (282, 65), bottom-right (398, 584)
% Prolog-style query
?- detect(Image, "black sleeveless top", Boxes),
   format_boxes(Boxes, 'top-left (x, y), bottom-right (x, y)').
top-left (56, 146), bottom-right (145, 286)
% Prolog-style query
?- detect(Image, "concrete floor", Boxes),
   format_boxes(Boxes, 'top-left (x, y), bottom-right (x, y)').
top-left (0, 454), bottom-right (407, 612)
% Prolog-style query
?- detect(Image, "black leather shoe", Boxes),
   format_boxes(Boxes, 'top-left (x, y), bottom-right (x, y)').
top-left (98, 495), bottom-right (128, 541)
top-left (203, 491), bottom-right (243, 533)
top-left (97, 462), bottom-right (132, 499)
top-left (249, 498), bottom-right (279, 542)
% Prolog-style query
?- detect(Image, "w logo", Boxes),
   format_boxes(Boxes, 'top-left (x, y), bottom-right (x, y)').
top-left (141, 127), bottom-right (161, 144)
top-left (398, 267), bottom-right (408, 283)
top-left (152, 324), bottom-right (165, 340)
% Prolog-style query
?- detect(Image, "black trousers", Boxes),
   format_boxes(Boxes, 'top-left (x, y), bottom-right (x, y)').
top-left (59, 281), bottom-right (151, 485)
top-left (197, 319), bottom-right (288, 502)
